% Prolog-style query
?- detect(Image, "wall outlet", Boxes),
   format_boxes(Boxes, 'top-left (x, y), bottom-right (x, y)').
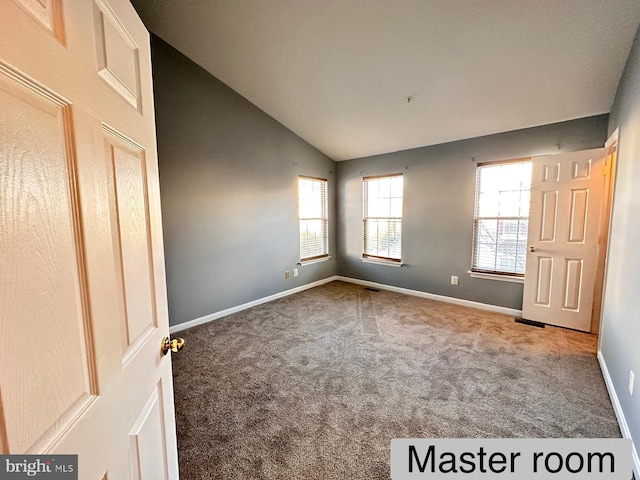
top-left (451, 275), bottom-right (459, 286)
top-left (285, 271), bottom-right (290, 279)
top-left (294, 268), bottom-right (298, 277)
top-left (629, 370), bottom-right (635, 396)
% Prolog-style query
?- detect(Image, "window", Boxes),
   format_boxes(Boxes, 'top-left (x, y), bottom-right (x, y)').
top-left (298, 176), bottom-right (328, 262)
top-left (472, 159), bottom-right (532, 276)
top-left (363, 174), bottom-right (403, 262)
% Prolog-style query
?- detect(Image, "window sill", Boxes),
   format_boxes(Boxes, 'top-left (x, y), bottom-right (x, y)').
top-left (467, 271), bottom-right (524, 284)
top-left (362, 257), bottom-right (403, 268)
top-left (299, 256), bottom-right (331, 266)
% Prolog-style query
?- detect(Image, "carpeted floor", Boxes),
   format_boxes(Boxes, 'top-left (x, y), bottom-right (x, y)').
top-left (172, 280), bottom-right (620, 479)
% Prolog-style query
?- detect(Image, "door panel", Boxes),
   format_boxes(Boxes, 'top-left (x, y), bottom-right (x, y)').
top-left (572, 158), bottom-right (591, 179)
top-left (129, 383), bottom-right (170, 480)
top-left (93, 0), bottom-right (141, 110)
top-left (0, 0), bottom-right (179, 477)
top-left (562, 259), bottom-right (583, 310)
top-left (539, 190), bottom-right (558, 241)
top-left (104, 129), bottom-right (157, 362)
top-left (13, 0), bottom-right (65, 42)
top-left (542, 163), bottom-right (560, 182)
top-left (522, 148), bottom-right (606, 331)
top-left (534, 257), bottom-right (553, 306)
top-left (0, 64), bottom-right (97, 455)
top-left (568, 189), bottom-right (588, 242)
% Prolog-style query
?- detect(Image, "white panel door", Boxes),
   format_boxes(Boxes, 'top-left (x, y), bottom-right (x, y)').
top-left (522, 148), bottom-right (607, 331)
top-left (0, 0), bottom-right (180, 478)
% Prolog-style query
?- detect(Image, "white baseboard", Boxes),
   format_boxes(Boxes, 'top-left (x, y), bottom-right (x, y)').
top-left (169, 276), bottom-right (339, 333)
top-left (336, 276), bottom-right (522, 317)
top-left (170, 275), bottom-right (522, 334)
top-left (597, 350), bottom-right (639, 479)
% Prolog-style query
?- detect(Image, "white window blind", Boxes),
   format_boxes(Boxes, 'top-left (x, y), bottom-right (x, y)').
top-left (363, 174), bottom-right (403, 262)
top-left (298, 176), bottom-right (328, 262)
top-left (472, 159), bottom-right (532, 276)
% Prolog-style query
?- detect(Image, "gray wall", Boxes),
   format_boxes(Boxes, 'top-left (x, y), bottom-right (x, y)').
top-left (336, 115), bottom-right (609, 310)
top-left (149, 32), bottom-right (612, 325)
top-left (601, 23), bottom-right (640, 470)
top-left (150, 36), bottom-right (337, 326)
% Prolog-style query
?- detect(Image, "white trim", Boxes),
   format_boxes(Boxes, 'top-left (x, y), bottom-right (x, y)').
top-left (169, 275), bottom-right (339, 333)
top-left (597, 350), bottom-right (640, 480)
top-left (362, 257), bottom-right (403, 267)
top-left (468, 271), bottom-right (524, 284)
top-left (299, 255), bottom-right (332, 266)
top-left (336, 276), bottom-right (522, 317)
top-left (605, 127), bottom-right (619, 148)
top-left (598, 129), bottom-right (619, 343)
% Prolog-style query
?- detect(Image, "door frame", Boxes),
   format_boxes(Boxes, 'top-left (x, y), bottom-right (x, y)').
top-left (593, 129), bottom-right (619, 336)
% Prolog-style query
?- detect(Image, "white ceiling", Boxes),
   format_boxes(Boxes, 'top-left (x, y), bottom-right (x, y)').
top-left (132, 0), bottom-right (640, 161)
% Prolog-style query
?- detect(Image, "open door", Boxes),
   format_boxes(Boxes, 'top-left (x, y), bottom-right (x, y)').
top-left (522, 148), bottom-right (607, 332)
top-left (0, 0), bottom-right (180, 478)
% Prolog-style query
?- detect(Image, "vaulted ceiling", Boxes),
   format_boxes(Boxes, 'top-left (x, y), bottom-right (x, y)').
top-left (132, 0), bottom-right (640, 161)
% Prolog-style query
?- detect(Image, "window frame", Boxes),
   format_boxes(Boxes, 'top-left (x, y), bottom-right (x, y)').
top-left (471, 158), bottom-right (532, 278)
top-left (362, 173), bottom-right (404, 264)
top-left (298, 175), bottom-right (329, 263)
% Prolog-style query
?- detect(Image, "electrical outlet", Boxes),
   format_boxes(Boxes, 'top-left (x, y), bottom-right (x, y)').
top-left (629, 371), bottom-right (635, 396)
top-left (285, 271), bottom-right (290, 279)
top-left (451, 275), bottom-right (459, 286)
top-left (294, 268), bottom-right (298, 277)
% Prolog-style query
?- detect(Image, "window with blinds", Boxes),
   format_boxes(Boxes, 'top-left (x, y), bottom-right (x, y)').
top-left (363, 174), bottom-right (403, 262)
top-left (472, 159), bottom-right (532, 276)
top-left (298, 176), bottom-right (328, 262)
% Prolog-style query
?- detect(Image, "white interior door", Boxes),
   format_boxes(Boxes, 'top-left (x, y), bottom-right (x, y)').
top-left (522, 148), bottom-right (607, 331)
top-left (0, 0), bottom-right (179, 478)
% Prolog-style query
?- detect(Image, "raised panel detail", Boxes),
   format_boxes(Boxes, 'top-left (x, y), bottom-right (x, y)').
top-left (568, 189), bottom-right (588, 243)
top-left (539, 190), bottom-right (557, 242)
top-left (129, 384), bottom-right (169, 480)
top-left (562, 259), bottom-right (583, 311)
top-left (14, 0), bottom-right (65, 42)
top-left (542, 164), bottom-right (559, 182)
top-left (535, 257), bottom-right (553, 306)
top-left (104, 127), bottom-right (156, 363)
top-left (0, 66), bottom-right (96, 453)
top-left (572, 159), bottom-right (591, 179)
top-left (93, 0), bottom-right (141, 110)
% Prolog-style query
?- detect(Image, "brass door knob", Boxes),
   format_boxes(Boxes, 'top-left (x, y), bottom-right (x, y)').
top-left (529, 246), bottom-right (537, 253)
top-left (161, 336), bottom-right (185, 355)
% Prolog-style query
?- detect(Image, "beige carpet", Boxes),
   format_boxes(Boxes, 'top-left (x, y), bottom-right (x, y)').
top-left (172, 281), bottom-right (620, 479)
